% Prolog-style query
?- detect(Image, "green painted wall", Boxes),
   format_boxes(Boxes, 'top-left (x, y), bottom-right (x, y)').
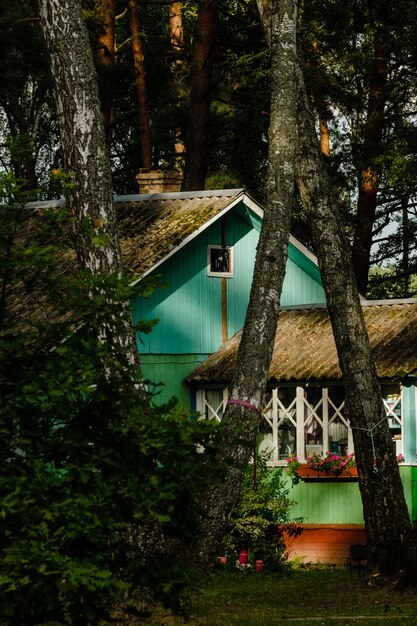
top-left (402, 382), bottom-right (417, 464)
top-left (132, 211), bottom-right (256, 355)
top-left (281, 247), bottom-right (326, 307)
top-left (284, 465), bottom-right (415, 524)
top-left (132, 204), bottom-right (325, 356)
top-left (412, 466), bottom-right (417, 523)
top-left (133, 202), bottom-right (325, 406)
top-left (286, 477), bottom-right (364, 524)
top-left (141, 354), bottom-right (207, 407)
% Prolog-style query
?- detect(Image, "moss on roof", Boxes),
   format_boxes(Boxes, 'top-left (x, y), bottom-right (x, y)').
top-left (187, 302), bottom-right (417, 383)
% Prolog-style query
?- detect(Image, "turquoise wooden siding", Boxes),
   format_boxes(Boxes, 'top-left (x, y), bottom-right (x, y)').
top-left (141, 354), bottom-right (207, 407)
top-left (412, 466), bottom-right (417, 523)
top-left (288, 242), bottom-right (322, 285)
top-left (402, 382), bottom-right (417, 464)
top-left (132, 211), bottom-right (255, 354)
top-left (132, 204), bottom-right (325, 355)
top-left (284, 465), bottom-right (415, 524)
top-left (281, 247), bottom-right (326, 307)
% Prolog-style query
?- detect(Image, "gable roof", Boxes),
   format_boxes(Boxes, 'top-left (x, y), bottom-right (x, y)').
top-left (115, 189), bottom-right (260, 283)
top-left (25, 189), bottom-right (319, 284)
top-left (24, 190), bottom-right (258, 282)
top-left (186, 300), bottom-right (417, 383)
top-left (10, 189), bottom-right (320, 334)
top-left (1, 190), bottom-right (247, 332)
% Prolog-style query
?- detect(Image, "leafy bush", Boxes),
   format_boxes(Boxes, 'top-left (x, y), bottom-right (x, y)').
top-left (0, 186), bottom-right (222, 623)
top-left (222, 456), bottom-right (302, 572)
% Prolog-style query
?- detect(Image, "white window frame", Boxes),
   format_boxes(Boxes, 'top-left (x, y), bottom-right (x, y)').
top-left (207, 245), bottom-right (234, 277)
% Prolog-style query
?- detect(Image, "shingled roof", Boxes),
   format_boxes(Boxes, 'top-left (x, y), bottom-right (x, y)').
top-left (115, 189), bottom-right (250, 281)
top-left (4, 189), bottom-right (254, 332)
top-left (25, 189), bottom-right (250, 280)
top-left (186, 300), bottom-right (417, 383)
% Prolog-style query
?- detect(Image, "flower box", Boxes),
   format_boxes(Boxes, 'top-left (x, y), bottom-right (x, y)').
top-left (297, 465), bottom-right (358, 481)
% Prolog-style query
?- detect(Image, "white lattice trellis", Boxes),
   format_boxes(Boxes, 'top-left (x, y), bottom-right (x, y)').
top-left (196, 384), bottom-right (404, 465)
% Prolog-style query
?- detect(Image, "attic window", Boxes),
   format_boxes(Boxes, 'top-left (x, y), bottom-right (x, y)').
top-left (208, 245), bottom-right (234, 277)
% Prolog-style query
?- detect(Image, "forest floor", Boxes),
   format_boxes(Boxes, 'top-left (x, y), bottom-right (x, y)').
top-left (111, 565), bottom-right (417, 626)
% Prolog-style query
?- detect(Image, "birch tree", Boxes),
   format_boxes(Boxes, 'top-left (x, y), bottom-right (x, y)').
top-left (195, 0), bottom-right (298, 566)
top-left (36, 0), bottom-right (139, 369)
top-left (294, 63), bottom-right (417, 582)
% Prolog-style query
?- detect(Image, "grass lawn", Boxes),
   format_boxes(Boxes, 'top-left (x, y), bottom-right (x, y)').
top-left (137, 567), bottom-right (417, 626)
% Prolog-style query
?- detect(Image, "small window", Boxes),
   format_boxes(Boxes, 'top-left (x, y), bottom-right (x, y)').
top-left (207, 245), bottom-right (234, 277)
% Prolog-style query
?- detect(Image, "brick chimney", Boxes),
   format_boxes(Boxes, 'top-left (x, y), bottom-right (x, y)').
top-left (136, 169), bottom-right (183, 194)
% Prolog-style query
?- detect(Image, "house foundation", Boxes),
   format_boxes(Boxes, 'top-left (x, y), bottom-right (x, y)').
top-left (285, 524), bottom-right (366, 566)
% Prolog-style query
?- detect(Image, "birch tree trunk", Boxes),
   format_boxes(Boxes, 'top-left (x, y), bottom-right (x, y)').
top-left (36, 0), bottom-right (140, 370)
top-left (194, 0), bottom-right (297, 567)
top-left (294, 63), bottom-right (417, 582)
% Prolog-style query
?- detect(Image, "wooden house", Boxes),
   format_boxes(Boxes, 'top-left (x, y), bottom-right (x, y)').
top-left (188, 299), bottom-right (417, 563)
top-left (23, 188), bottom-right (417, 564)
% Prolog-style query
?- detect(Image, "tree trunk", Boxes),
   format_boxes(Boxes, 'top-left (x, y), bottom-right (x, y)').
top-left (168, 1), bottom-right (186, 168)
top-left (294, 62), bottom-right (417, 583)
top-left (127, 0), bottom-right (153, 170)
top-left (181, 0), bottom-right (218, 191)
top-left (96, 0), bottom-right (117, 152)
top-left (36, 0), bottom-right (140, 370)
top-left (168, 1), bottom-right (184, 57)
top-left (194, 0), bottom-right (298, 568)
top-left (319, 115), bottom-right (330, 157)
top-left (352, 29), bottom-right (388, 295)
top-left (401, 196), bottom-right (411, 297)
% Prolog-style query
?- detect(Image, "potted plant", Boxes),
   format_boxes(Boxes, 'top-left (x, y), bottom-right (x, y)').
top-left (285, 454), bottom-right (302, 484)
top-left (308, 451), bottom-right (356, 475)
top-left (286, 451), bottom-right (358, 480)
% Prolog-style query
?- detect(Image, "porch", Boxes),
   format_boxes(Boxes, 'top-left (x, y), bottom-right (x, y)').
top-left (195, 381), bottom-right (416, 465)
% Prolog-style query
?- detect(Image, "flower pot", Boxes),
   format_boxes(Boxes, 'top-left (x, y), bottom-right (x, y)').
top-left (239, 549), bottom-right (248, 564)
top-left (296, 465), bottom-right (358, 481)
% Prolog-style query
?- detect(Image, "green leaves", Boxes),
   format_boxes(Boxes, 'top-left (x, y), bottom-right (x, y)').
top-left (0, 201), bottom-right (221, 622)
top-left (222, 456), bottom-right (302, 571)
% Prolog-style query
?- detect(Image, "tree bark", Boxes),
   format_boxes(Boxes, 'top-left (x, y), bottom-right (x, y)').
top-left (352, 28), bottom-right (388, 295)
top-left (168, 1), bottom-right (186, 168)
top-left (127, 0), bottom-right (153, 170)
top-left (401, 196), bottom-right (411, 297)
top-left (36, 0), bottom-right (140, 370)
top-left (96, 0), bottom-right (117, 152)
top-left (194, 0), bottom-right (298, 568)
top-left (294, 62), bottom-right (417, 582)
top-left (319, 115), bottom-right (330, 157)
top-left (182, 0), bottom-right (218, 191)
top-left (168, 1), bottom-right (184, 57)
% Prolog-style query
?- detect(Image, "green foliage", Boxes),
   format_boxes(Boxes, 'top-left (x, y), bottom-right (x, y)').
top-left (222, 456), bottom-right (302, 572)
top-left (284, 453), bottom-right (302, 485)
top-left (0, 180), bottom-right (223, 623)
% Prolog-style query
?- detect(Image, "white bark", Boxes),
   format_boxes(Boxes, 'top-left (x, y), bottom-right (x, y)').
top-left (37, 0), bottom-right (140, 370)
top-left (194, 0), bottom-right (298, 568)
top-left (294, 62), bottom-right (417, 581)
top-left (37, 0), bottom-right (120, 274)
